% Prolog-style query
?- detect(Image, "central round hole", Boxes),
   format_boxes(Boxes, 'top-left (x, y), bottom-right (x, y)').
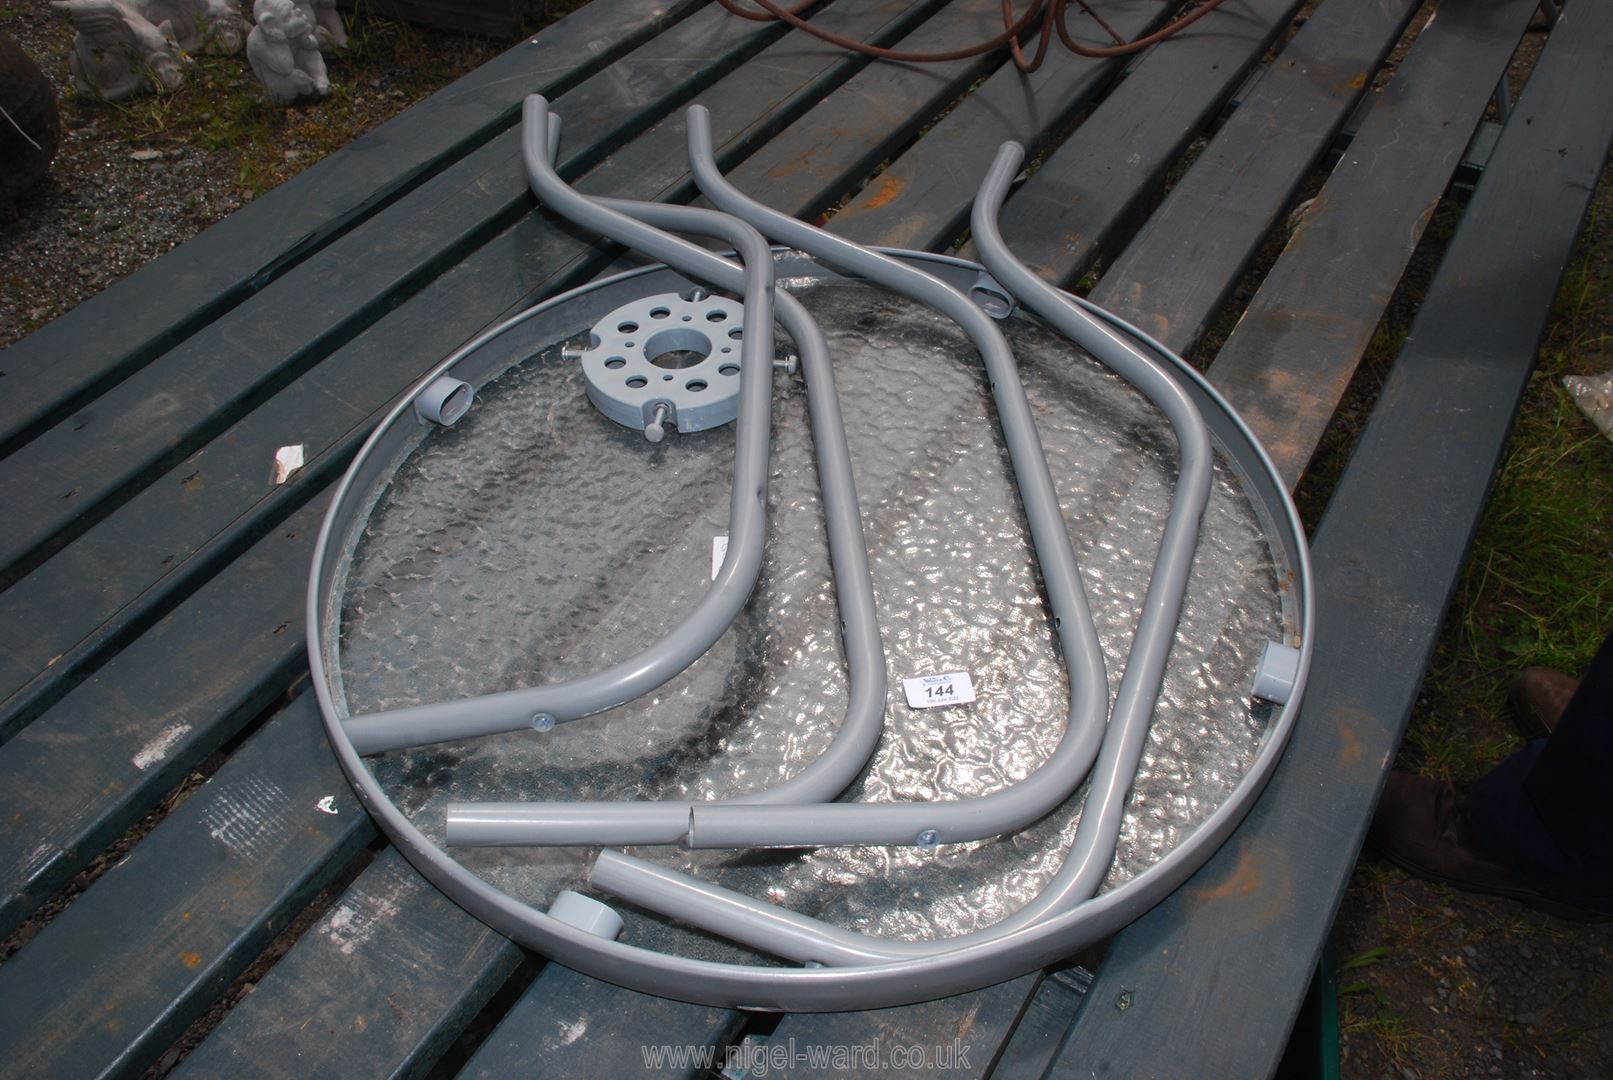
top-left (644, 327), bottom-right (712, 370)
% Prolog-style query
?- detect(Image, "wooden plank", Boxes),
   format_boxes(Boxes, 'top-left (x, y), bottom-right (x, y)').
top-left (0, 694), bottom-right (373, 1080)
top-left (0, 0), bottom-right (942, 735)
top-left (0, 0), bottom-right (969, 956)
top-left (583, 0), bottom-right (1019, 220)
top-left (0, 0), bottom-right (705, 457)
top-left (973, 0), bottom-right (1331, 282)
top-left (340, 0), bottom-right (523, 38)
top-left (984, 970), bottom-right (1089, 1076)
top-left (1205, 0), bottom-right (1540, 488)
top-left (172, 848), bottom-right (522, 1080)
top-left (0, 495), bottom-right (328, 937)
top-left (0, 0), bottom-right (812, 588)
top-left (765, 972), bottom-right (1040, 1078)
top-left (460, 963), bottom-right (747, 1078)
top-left (823, 0), bottom-right (1172, 250)
top-left (1050, 7), bottom-right (1613, 1073)
top-left (1068, 0), bottom-right (1420, 353)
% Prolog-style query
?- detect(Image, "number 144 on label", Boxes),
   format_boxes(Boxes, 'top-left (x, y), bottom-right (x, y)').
top-left (901, 671), bottom-right (977, 710)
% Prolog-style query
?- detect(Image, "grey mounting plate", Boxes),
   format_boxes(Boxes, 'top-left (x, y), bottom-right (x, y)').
top-left (581, 290), bottom-right (747, 440)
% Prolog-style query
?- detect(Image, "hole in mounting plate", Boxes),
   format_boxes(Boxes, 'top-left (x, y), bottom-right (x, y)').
top-left (645, 327), bottom-right (712, 371)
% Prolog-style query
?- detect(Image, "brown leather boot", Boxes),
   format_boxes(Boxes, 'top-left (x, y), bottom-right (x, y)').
top-left (1367, 772), bottom-right (1609, 922)
top-left (1508, 667), bottom-right (1579, 735)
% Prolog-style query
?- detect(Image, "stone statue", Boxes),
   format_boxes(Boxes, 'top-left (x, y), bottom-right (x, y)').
top-left (51, 0), bottom-right (185, 102)
top-left (293, 0), bottom-right (346, 52)
top-left (131, 0), bottom-right (247, 55)
top-left (246, 0), bottom-right (329, 106)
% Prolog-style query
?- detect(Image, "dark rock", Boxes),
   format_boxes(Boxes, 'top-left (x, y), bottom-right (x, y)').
top-left (0, 31), bottom-right (60, 218)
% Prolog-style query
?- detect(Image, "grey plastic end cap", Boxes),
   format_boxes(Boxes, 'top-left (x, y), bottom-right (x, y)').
top-left (549, 889), bottom-right (624, 940)
top-left (969, 271), bottom-right (1016, 320)
top-left (415, 377), bottom-right (475, 426)
top-left (1252, 640), bottom-right (1302, 704)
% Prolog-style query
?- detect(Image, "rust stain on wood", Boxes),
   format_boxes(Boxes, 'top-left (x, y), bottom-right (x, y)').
top-left (863, 176), bottom-right (907, 210)
top-left (1188, 841), bottom-right (1293, 933)
top-left (178, 949), bottom-right (202, 968)
top-left (1337, 723), bottom-right (1363, 770)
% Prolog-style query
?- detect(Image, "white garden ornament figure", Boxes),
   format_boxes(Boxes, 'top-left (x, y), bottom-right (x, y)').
top-left (51, 0), bottom-right (185, 102)
top-left (293, 0), bottom-right (347, 52)
top-left (132, 0), bottom-right (247, 54)
top-left (247, 0), bottom-right (329, 106)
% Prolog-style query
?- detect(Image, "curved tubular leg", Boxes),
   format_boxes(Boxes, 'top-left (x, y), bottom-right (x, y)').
top-left (581, 205), bottom-right (888, 806)
top-left (445, 104), bottom-right (1112, 850)
top-left (969, 139), bottom-right (1213, 894)
top-left (571, 141), bottom-right (1217, 966)
top-left (342, 97), bottom-right (780, 756)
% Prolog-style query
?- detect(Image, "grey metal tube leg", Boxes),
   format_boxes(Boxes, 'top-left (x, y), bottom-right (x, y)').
top-left (570, 140), bottom-right (1216, 966)
top-left (445, 102), bottom-right (1113, 849)
top-left (339, 99), bottom-right (785, 757)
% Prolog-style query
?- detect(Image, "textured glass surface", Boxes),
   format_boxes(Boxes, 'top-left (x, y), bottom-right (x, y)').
top-left (329, 279), bottom-right (1290, 959)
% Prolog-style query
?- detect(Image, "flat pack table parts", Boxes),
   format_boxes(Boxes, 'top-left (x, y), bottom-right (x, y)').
top-left (1, 0), bottom-right (1611, 1075)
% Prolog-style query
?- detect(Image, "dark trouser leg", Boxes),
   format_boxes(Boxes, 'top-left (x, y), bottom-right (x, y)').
top-left (1468, 629), bottom-right (1613, 909)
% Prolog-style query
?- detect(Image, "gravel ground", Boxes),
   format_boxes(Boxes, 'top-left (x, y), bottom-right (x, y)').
top-left (0, 0), bottom-right (502, 347)
top-left (3, 2), bottom-right (1612, 1077)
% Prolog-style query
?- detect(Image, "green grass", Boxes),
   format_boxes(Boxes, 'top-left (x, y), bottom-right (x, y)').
top-left (1402, 193), bottom-right (1613, 782)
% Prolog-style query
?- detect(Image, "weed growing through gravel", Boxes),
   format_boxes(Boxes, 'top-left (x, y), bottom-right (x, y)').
top-left (93, 9), bottom-right (511, 195)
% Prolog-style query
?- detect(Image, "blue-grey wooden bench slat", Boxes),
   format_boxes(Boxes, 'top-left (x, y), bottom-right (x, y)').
top-left (811, 0), bottom-right (1172, 248)
top-left (0, 693), bottom-right (371, 1080)
top-left (765, 971), bottom-right (1040, 1079)
top-left (173, 847), bottom-right (523, 1080)
top-left (0, 0), bottom-right (704, 457)
top-left (0, 0), bottom-right (987, 920)
top-left (1206, 0), bottom-right (1540, 488)
top-left (1046, 7), bottom-right (1613, 1074)
top-left (0, 0), bottom-right (936, 737)
top-left (0, 495), bottom-right (330, 936)
top-left (686, 0), bottom-right (1150, 221)
top-left (460, 962), bottom-right (749, 1078)
top-left (975, 0), bottom-right (1353, 283)
top-left (0, 0), bottom-right (832, 596)
top-left (1076, 0), bottom-right (1426, 349)
top-left (512, 0), bottom-right (1001, 285)
top-left (986, 970), bottom-right (1090, 1076)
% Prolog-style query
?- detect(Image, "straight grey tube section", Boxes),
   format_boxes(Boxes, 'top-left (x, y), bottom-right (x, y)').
top-left (340, 96), bottom-right (779, 756)
top-left (443, 103), bottom-right (1112, 850)
top-left (573, 143), bottom-right (1218, 964)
